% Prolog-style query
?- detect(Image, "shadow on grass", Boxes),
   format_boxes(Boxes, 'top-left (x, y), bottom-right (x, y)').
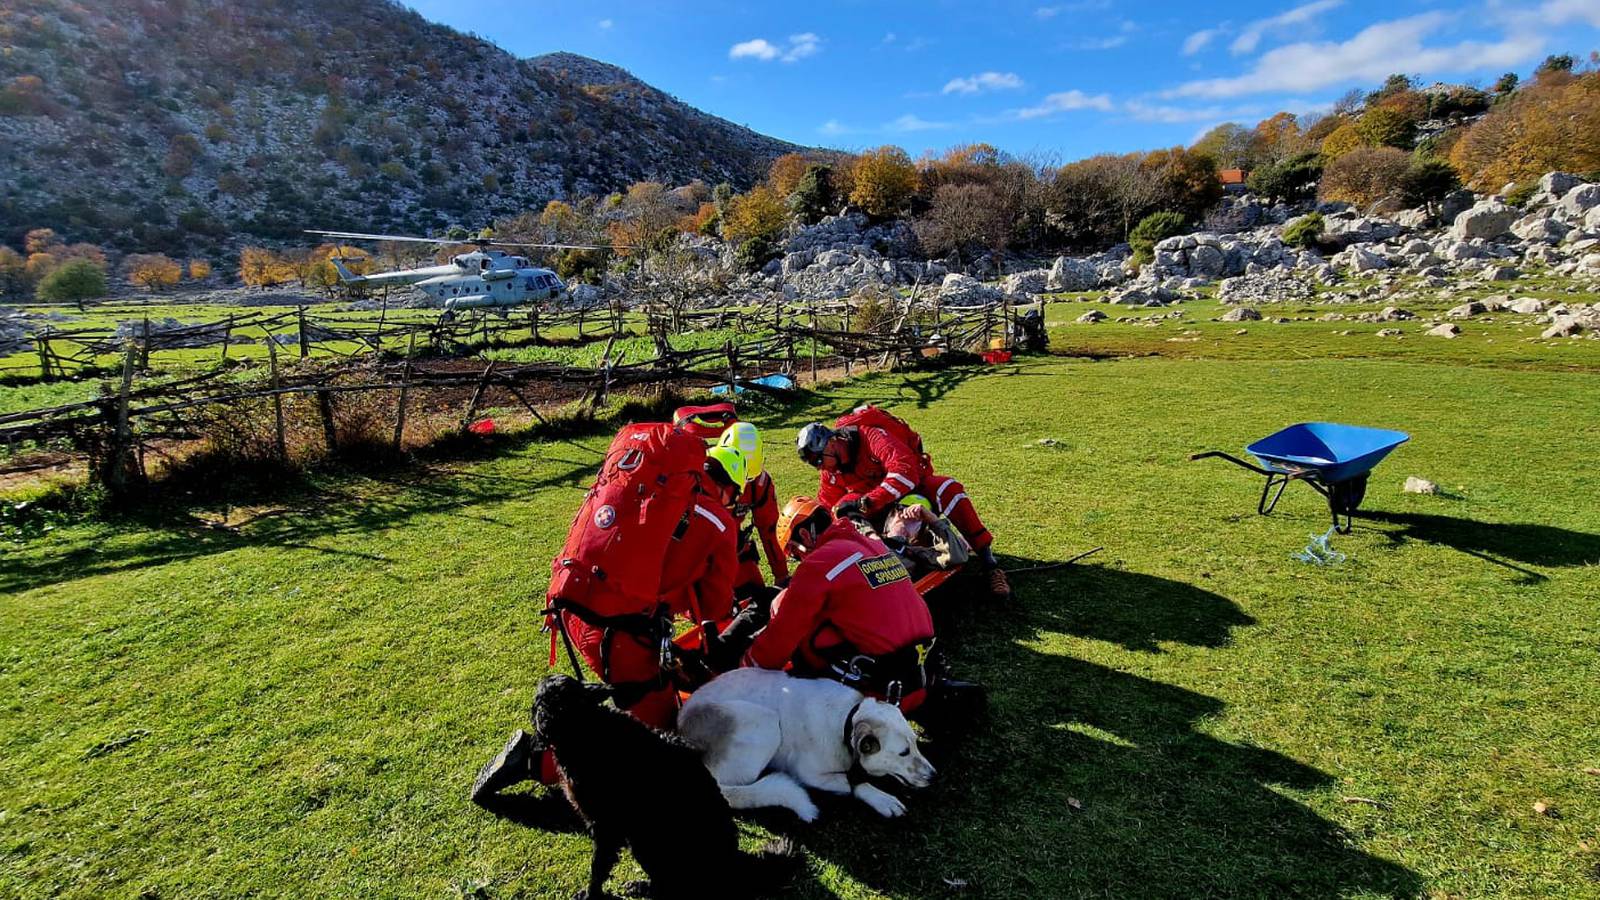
top-left (1362, 511), bottom-right (1600, 572)
top-left (781, 561), bottom-right (1420, 899)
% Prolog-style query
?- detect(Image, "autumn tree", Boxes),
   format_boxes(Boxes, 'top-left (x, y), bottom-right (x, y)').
top-left (1354, 106), bottom-right (1417, 150)
top-left (1449, 69), bottom-right (1600, 191)
top-left (1320, 122), bottom-right (1364, 160)
top-left (767, 153), bottom-right (812, 198)
top-left (124, 254), bottom-right (183, 291)
top-left (1318, 147), bottom-right (1411, 207)
top-left (722, 185), bottom-right (788, 268)
top-left (913, 183), bottom-right (1014, 263)
top-left (0, 247), bottom-right (27, 298)
top-left (239, 246), bottom-right (291, 287)
top-left (847, 146), bottom-right (918, 219)
top-left (188, 259), bottom-right (212, 280)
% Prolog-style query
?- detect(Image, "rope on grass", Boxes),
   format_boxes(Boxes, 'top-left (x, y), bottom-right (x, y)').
top-left (1294, 527), bottom-right (1346, 565)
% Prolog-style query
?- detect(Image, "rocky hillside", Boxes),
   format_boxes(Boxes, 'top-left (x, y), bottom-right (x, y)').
top-left (0, 0), bottom-right (801, 252)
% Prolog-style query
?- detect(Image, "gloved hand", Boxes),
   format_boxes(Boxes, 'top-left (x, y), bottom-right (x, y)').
top-left (833, 498), bottom-right (865, 519)
top-left (706, 605), bottom-right (766, 672)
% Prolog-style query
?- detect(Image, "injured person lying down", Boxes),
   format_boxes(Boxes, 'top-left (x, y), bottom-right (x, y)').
top-left (870, 495), bottom-right (972, 581)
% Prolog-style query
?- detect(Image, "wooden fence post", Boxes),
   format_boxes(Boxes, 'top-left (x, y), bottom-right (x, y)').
top-left (318, 387), bottom-right (338, 457)
top-left (594, 334), bottom-right (617, 411)
top-left (724, 340), bottom-right (738, 396)
top-left (267, 337), bottom-right (287, 462)
top-left (810, 302), bottom-right (819, 384)
top-left (106, 341), bottom-right (138, 494)
top-left (393, 360), bottom-right (411, 451)
top-left (219, 315), bottom-right (232, 365)
top-left (36, 333), bottom-right (51, 379)
top-left (139, 316), bottom-right (151, 370)
top-left (461, 360), bottom-right (497, 431)
top-left (297, 306), bottom-right (309, 359)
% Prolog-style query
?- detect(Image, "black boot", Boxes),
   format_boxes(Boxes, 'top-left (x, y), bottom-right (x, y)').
top-left (471, 729), bottom-right (537, 803)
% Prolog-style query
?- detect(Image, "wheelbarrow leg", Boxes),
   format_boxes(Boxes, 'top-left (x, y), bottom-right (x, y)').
top-left (1258, 472), bottom-right (1292, 515)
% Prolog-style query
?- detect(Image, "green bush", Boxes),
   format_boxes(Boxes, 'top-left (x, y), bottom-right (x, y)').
top-left (35, 258), bottom-right (107, 303)
top-left (1129, 211), bottom-right (1188, 265)
top-left (1246, 153), bottom-right (1322, 204)
top-left (1282, 212), bottom-right (1325, 249)
top-left (787, 164), bottom-right (834, 225)
top-left (735, 235), bottom-right (777, 272)
top-left (1504, 180), bottom-right (1538, 208)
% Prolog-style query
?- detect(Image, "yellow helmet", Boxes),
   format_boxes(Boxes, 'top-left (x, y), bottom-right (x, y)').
top-left (901, 494), bottom-right (934, 513)
top-left (718, 422), bottom-right (765, 478)
top-left (705, 444), bottom-right (749, 491)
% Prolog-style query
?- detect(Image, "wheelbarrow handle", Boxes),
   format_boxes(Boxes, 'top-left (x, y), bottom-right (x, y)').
top-left (1189, 450), bottom-right (1273, 476)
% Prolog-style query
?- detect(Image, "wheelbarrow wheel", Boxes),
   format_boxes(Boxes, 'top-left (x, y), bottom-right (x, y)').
top-left (1327, 474), bottom-right (1368, 533)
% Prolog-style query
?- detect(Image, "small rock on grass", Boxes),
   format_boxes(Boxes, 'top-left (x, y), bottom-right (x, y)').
top-left (1427, 323), bottom-right (1461, 338)
top-left (1404, 476), bottom-right (1439, 495)
top-left (1533, 800), bottom-right (1559, 818)
top-left (1377, 328), bottom-right (1403, 337)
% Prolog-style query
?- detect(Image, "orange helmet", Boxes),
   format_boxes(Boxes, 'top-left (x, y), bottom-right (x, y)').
top-left (776, 496), bottom-right (832, 550)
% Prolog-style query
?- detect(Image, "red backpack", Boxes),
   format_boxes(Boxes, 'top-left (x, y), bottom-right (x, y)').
top-left (835, 404), bottom-right (924, 456)
top-left (548, 422), bottom-right (707, 616)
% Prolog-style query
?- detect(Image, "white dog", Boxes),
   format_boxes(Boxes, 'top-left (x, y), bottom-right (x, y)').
top-left (678, 668), bottom-right (934, 822)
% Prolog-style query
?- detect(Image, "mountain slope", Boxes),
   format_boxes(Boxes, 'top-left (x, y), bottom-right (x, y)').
top-left (0, 0), bottom-right (801, 251)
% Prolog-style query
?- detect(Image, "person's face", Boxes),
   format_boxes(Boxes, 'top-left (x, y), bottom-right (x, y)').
top-left (820, 437), bottom-right (849, 472)
top-left (786, 521), bottom-right (821, 560)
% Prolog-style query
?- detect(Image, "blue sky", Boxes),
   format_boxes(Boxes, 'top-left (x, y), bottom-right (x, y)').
top-left (402, 1), bottom-right (1600, 161)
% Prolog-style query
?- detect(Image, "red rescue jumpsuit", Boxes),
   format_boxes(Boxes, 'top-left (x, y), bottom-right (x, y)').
top-left (743, 519), bottom-right (934, 680)
top-left (729, 470), bottom-right (790, 594)
top-left (816, 424), bottom-right (994, 553)
top-left (560, 483), bottom-right (738, 730)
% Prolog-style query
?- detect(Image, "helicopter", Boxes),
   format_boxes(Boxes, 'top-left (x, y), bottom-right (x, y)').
top-left (305, 229), bottom-right (617, 316)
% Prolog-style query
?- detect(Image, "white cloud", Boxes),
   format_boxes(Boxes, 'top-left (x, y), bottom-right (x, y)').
top-left (1533, 0), bottom-right (1600, 27)
top-left (1183, 27), bottom-right (1223, 55)
top-left (1230, 0), bottom-right (1343, 55)
top-left (819, 119), bottom-right (853, 136)
top-left (729, 39), bottom-right (780, 61)
top-left (597, 18), bottom-right (613, 30)
top-left (1123, 99), bottom-right (1261, 124)
top-left (784, 33), bottom-right (821, 62)
top-left (1170, 13), bottom-right (1545, 99)
top-left (942, 71), bottom-right (1025, 95)
top-left (1069, 35), bottom-right (1128, 50)
top-left (1035, 6), bottom-right (1062, 18)
top-left (885, 114), bottom-right (951, 133)
top-left (1013, 90), bottom-right (1115, 119)
top-left (730, 33), bottom-right (822, 63)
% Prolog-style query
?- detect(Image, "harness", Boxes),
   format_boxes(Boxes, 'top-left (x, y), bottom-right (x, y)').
top-left (801, 635), bottom-right (935, 707)
top-left (841, 698), bottom-right (871, 787)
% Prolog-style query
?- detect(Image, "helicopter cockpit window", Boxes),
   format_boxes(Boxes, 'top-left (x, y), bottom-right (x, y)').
top-left (480, 259), bottom-right (491, 271)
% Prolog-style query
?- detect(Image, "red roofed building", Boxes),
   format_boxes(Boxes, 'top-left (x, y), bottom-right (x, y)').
top-left (1219, 168), bottom-right (1248, 194)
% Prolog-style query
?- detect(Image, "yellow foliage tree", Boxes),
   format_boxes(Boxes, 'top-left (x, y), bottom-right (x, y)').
top-left (848, 146), bottom-right (918, 219)
top-left (1451, 70), bottom-right (1600, 191)
top-left (1320, 123), bottom-right (1364, 161)
top-left (124, 253), bottom-right (183, 291)
top-left (721, 186), bottom-right (788, 245)
top-left (24, 228), bottom-right (57, 254)
top-left (188, 259), bottom-right (212, 280)
top-left (239, 246), bottom-right (292, 287)
top-left (767, 153), bottom-right (811, 198)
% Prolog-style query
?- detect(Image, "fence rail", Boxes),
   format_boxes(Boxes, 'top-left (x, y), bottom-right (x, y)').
top-left (0, 296), bottom-right (1029, 492)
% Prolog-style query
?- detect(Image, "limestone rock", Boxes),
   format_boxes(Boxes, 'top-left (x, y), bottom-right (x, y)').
top-left (1076, 309), bottom-right (1107, 323)
top-left (1427, 323), bottom-right (1462, 338)
top-left (1450, 201), bottom-right (1516, 241)
top-left (1220, 306), bottom-right (1262, 322)
top-left (1404, 476), bottom-right (1439, 494)
top-left (1559, 184), bottom-right (1600, 218)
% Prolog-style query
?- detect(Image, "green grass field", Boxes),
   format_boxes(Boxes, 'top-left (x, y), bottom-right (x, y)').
top-left (3, 289), bottom-right (1599, 898)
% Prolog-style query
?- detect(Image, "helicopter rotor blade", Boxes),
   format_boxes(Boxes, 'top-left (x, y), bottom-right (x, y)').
top-left (304, 230), bottom-right (449, 245)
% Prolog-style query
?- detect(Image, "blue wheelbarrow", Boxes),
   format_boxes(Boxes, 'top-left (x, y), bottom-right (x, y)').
top-left (1191, 422), bottom-right (1410, 533)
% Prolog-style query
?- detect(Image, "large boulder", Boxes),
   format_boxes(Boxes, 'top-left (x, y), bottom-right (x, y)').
top-left (938, 273), bottom-right (1002, 306)
top-left (1188, 244), bottom-right (1226, 279)
top-left (1559, 184), bottom-right (1600, 219)
top-left (1220, 306), bottom-right (1261, 322)
top-left (1440, 190), bottom-right (1475, 224)
top-left (1512, 213), bottom-right (1569, 244)
top-left (1539, 172), bottom-right (1585, 199)
top-left (1341, 246), bottom-right (1389, 272)
top-left (1451, 201), bottom-right (1516, 241)
top-left (1002, 270), bottom-right (1049, 295)
top-left (1046, 256), bottom-right (1098, 291)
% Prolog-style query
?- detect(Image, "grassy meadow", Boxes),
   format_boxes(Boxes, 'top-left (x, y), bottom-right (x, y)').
top-left (2, 284), bottom-right (1599, 898)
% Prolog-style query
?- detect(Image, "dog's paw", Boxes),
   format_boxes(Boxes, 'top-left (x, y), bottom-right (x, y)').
top-left (792, 797), bottom-right (821, 823)
top-left (858, 788), bottom-right (907, 818)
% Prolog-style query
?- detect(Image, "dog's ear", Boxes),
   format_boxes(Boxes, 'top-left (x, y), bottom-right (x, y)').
top-left (852, 719), bottom-right (880, 756)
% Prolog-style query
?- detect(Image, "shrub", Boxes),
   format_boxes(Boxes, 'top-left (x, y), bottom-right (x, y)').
top-left (721, 185), bottom-right (788, 246)
top-left (1355, 106), bottom-right (1417, 150)
top-left (35, 259), bottom-right (107, 302)
top-left (735, 235), bottom-right (777, 272)
top-left (767, 153), bottom-right (811, 197)
top-left (787, 164), bottom-right (834, 224)
top-left (124, 254), bottom-right (183, 291)
top-left (1129, 211), bottom-right (1187, 265)
top-left (1320, 123), bottom-right (1364, 161)
top-left (847, 146), bottom-right (918, 219)
top-left (188, 259), bottom-right (213, 280)
top-left (1504, 180), bottom-right (1538, 207)
top-left (1318, 147), bottom-right (1411, 207)
top-left (1247, 152), bottom-right (1322, 204)
top-left (1398, 158), bottom-right (1462, 214)
top-left (1282, 212), bottom-right (1324, 249)
top-left (1449, 70), bottom-right (1600, 192)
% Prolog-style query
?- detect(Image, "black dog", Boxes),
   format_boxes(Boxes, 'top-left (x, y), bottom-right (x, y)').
top-left (532, 674), bottom-right (800, 900)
